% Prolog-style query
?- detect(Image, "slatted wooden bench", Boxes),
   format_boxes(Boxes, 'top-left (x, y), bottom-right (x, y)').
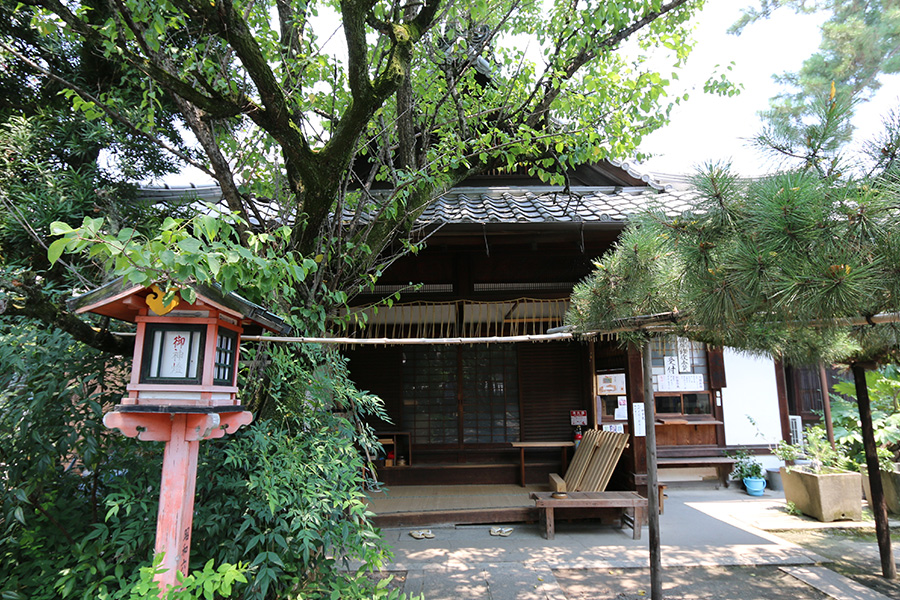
top-left (657, 456), bottom-right (736, 488)
top-left (530, 491), bottom-right (648, 540)
top-left (549, 429), bottom-right (629, 493)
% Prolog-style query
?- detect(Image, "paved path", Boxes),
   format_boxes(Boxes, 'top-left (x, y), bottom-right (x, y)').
top-left (367, 487), bottom-right (895, 599)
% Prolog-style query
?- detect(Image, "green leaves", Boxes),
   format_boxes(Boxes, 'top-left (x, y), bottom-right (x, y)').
top-left (47, 211), bottom-right (318, 305)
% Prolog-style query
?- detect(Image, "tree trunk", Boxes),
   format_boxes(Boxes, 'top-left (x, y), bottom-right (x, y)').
top-left (642, 340), bottom-right (663, 599)
top-left (851, 363), bottom-right (896, 579)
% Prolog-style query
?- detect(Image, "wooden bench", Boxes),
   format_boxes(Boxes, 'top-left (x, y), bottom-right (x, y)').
top-left (657, 456), bottom-right (736, 488)
top-left (530, 491), bottom-right (648, 540)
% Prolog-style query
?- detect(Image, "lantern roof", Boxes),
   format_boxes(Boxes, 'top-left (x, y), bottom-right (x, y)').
top-left (67, 277), bottom-right (291, 334)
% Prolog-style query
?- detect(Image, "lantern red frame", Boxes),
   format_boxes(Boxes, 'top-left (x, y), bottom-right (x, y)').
top-left (68, 278), bottom-right (288, 592)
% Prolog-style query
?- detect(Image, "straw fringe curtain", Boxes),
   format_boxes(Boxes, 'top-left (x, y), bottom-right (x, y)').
top-left (341, 298), bottom-right (571, 340)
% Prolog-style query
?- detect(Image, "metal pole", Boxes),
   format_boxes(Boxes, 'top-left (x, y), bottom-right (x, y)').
top-left (642, 340), bottom-right (662, 599)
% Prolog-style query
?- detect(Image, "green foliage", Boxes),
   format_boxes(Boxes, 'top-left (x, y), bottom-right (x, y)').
top-left (775, 425), bottom-right (854, 473)
top-left (729, 448), bottom-right (764, 479)
top-left (123, 557), bottom-right (248, 600)
top-left (733, 1), bottom-right (900, 135)
top-left (10, 0), bottom-right (710, 309)
top-left (830, 365), bottom-right (900, 469)
top-left (703, 62), bottom-right (744, 97)
top-left (48, 213), bottom-right (318, 307)
top-left (567, 88), bottom-right (900, 365)
top-left (188, 344), bottom-right (399, 599)
top-left (0, 317), bottom-right (404, 599)
top-left (0, 114), bottom-right (170, 276)
top-left (0, 319), bottom-right (161, 600)
top-left (4, 3), bottom-right (714, 598)
top-left (784, 500), bottom-right (802, 516)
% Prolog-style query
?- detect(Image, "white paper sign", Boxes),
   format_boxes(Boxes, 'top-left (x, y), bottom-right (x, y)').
top-left (664, 356), bottom-right (678, 375)
top-left (614, 406), bottom-right (628, 421)
top-left (657, 373), bottom-right (706, 392)
top-left (603, 424), bottom-right (625, 433)
top-left (597, 373), bottom-right (626, 394)
top-left (617, 396), bottom-right (627, 407)
top-left (676, 337), bottom-right (692, 373)
top-left (633, 403), bottom-right (646, 437)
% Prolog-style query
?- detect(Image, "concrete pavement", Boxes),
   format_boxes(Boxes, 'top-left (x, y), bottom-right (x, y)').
top-left (367, 487), bottom-right (897, 599)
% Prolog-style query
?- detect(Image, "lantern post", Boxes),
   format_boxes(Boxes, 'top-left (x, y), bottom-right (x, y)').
top-left (68, 280), bottom-right (288, 592)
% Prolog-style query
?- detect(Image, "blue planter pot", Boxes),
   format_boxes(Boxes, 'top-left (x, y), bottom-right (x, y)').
top-left (743, 476), bottom-right (766, 496)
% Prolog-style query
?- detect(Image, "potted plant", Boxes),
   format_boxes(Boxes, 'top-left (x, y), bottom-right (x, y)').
top-left (775, 426), bottom-right (862, 522)
top-left (730, 448), bottom-right (766, 496)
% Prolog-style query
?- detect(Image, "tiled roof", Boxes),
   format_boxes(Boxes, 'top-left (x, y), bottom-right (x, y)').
top-left (412, 186), bottom-right (698, 225)
top-left (136, 184), bottom-right (699, 226)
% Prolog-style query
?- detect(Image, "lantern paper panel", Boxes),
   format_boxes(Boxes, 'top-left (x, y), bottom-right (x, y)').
top-left (146, 327), bottom-right (203, 382)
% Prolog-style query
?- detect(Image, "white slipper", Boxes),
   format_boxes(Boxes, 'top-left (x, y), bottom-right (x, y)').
top-left (409, 530), bottom-right (425, 539)
top-left (490, 526), bottom-right (502, 536)
top-left (499, 527), bottom-right (513, 537)
top-left (421, 529), bottom-right (435, 539)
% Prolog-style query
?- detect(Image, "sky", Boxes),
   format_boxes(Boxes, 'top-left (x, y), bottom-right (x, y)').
top-left (159, 2), bottom-right (900, 186)
top-left (637, 3), bottom-right (900, 178)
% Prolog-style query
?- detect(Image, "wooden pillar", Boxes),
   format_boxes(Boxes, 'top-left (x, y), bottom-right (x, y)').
top-left (642, 340), bottom-right (662, 600)
top-left (818, 362), bottom-right (835, 449)
top-left (156, 414), bottom-right (200, 589)
top-left (851, 363), bottom-right (896, 580)
top-left (626, 344), bottom-right (647, 492)
top-left (103, 410), bottom-right (253, 595)
top-left (773, 359), bottom-right (792, 443)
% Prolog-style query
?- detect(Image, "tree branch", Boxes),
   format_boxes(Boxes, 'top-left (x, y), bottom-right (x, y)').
top-left (0, 275), bottom-right (134, 356)
top-left (525, 0), bottom-right (693, 128)
top-left (0, 40), bottom-right (214, 178)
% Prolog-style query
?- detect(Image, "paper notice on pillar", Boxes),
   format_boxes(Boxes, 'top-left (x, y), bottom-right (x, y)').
top-left (633, 403), bottom-right (646, 437)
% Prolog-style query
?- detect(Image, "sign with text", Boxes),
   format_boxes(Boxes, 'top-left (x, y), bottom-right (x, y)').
top-left (657, 373), bottom-right (706, 392)
top-left (633, 403), bottom-right (646, 437)
top-left (676, 337), bottom-right (692, 373)
top-left (597, 373), bottom-right (626, 394)
top-left (570, 410), bottom-right (588, 426)
top-left (664, 356), bottom-right (678, 375)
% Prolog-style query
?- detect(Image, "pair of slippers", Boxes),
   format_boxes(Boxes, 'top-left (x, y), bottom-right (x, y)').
top-left (408, 529), bottom-right (435, 539)
top-left (490, 526), bottom-right (514, 537)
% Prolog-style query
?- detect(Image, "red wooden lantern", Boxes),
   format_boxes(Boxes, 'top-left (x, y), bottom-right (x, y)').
top-left (68, 278), bottom-right (288, 591)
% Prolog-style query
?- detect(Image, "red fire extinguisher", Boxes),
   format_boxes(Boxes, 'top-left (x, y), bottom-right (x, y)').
top-left (574, 425), bottom-right (583, 447)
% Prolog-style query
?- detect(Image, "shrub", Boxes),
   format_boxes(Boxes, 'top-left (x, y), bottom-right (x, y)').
top-left (1, 321), bottom-right (406, 599)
